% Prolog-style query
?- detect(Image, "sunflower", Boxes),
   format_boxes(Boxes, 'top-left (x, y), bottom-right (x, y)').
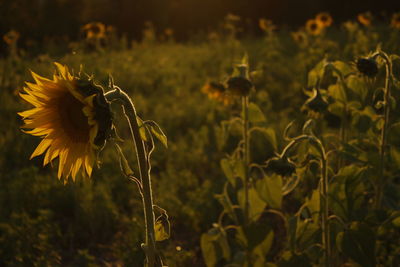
top-left (306, 19), bottom-right (324, 36)
top-left (316, 12), bottom-right (333, 27)
top-left (391, 13), bottom-right (400, 29)
top-left (357, 12), bottom-right (373, 26)
top-left (3, 30), bottom-right (20, 46)
top-left (82, 22), bottom-right (106, 40)
top-left (201, 81), bottom-right (233, 105)
top-left (18, 63), bottom-right (112, 181)
top-left (259, 18), bottom-right (276, 32)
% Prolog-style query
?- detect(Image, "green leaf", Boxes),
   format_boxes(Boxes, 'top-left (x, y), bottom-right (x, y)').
top-left (201, 227), bottom-right (230, 267)
top-left (255, 174), bottom-right (282, 209)
top-left (328, 83), bottom-right (347, 102)
top-left (144, 120), bottom-right (168, 148)
top-left (307, 59), bottom-right (326, 88)
top-left (347, 75), bottom-right (368, 102)
top-left (114, 143), bottom-right (134, 176)
top-left (220, 159), bottom-right (235, 185)
top-left (337, 222), bottom-right (376, 267)
top-left (296, 219), bottom-right (320, 251)
top-left (248, 103), bottom-right (266, 123)
top-left (333, 60), bottom-right (353, 77)
top-left (390, 147), bottom-right (400, 166)
top-left (154, 213), bottom-right (170, 241)
top-left (136, 116), bottom-right (148, 142)
top-left (306, 189), bottom-right (320, 222)
top-left (252, 230), bottom-right (274, 264)
top-left (238, 186), bottom-right (266, 222)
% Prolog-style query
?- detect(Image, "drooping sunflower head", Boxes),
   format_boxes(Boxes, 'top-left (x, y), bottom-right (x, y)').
top-left (316, 12), bottom-right (333, 27)
top-left (357, 12), bottom-right (373, 26)
top-left (18, 63), bottom-right (113, 181)
top-left (391, 13), bottom-right (400, 29)
top-left (306, 19), bottom-right (324, 36)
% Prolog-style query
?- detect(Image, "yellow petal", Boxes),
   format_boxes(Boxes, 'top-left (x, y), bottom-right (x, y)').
top-left (30, 138), bottom-right (52, 159)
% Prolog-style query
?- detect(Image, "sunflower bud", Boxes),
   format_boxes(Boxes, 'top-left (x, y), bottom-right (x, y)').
top-left (356, 57), bottom-right (378, 78)
top-left (265, 156), bottom-right (296, 177)
top-left (304, 88), bottom-right (329, 113)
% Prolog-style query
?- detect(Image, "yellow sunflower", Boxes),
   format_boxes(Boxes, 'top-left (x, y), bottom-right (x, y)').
top-left (306, 19), bottom-right (324, 36)
top-left (259, 18), bottom-right (276, 32)
top-left (357, 12), bottom-right (373, 26)
top-left (18, 63), bottom-right (112, 181)
top-left (82, 22), bottom-right (106, 40)
top-left (316, 12), bottom-right (333, 27)
top-left (391, 13), bottom-right (400, 29)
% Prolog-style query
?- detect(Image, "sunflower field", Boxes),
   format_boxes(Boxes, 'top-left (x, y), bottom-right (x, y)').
top-left (1, 12), bottom-right (400, 267)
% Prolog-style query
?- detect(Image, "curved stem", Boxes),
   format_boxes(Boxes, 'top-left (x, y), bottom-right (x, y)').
top-left (105, 88), bottom-right (156, 267)
top-left (376, 52), bottom-right (392, 209)
top-left (280, 134), bottom-right (330, 265)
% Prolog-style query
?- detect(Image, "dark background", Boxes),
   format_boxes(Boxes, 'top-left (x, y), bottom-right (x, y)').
top-left (1, 0), bottom-right (400, 41)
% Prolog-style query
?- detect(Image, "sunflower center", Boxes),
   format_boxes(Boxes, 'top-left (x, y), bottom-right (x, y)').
top-left (58, 92), bottom-right (90, 143)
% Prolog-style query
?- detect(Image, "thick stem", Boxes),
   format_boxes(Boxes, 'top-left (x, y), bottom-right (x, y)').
top-left (105, 88), bottom-right (156, 267)
top-left (242, 96), bottom-right (250, 225)
top-left (376, 53), bottom-right (392, 210)
top-left (320, 152), bottom-right (330, 267)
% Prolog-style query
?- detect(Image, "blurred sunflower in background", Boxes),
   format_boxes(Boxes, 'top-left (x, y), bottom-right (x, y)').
top-left (3, 29), bottom-right (20, 46)
top-left (202, 81), bottom-right (233, 106)
top-left (357, 12), bottom-right (373, 26)
top-left (291, 31), bottom-right (308, 46)
top-left (316, 12), bottom-right (333, 27)
top-left (306, 19), bottom-right (324, 35)
top-left (82, 22), bottom-right (106, 40)
top-left (259, 18), bottom-right (276, 32)
top-left (391, 13), bottom-right (400, 29)
top-left (18, 63), bottom-right (113, 181)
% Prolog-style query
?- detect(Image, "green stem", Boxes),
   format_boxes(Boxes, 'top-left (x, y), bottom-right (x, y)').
top-left (105, 88), bottom-right (156, 267)
top-left (376, 53), bottom-right (392, 210)
top-left (242, 96), bottom-right (250, 225)
top-left (320, 147), bottom-right (330, 267)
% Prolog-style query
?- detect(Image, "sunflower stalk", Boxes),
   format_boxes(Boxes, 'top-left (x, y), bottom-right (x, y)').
top-left (105, 87), bottom-right (157, 267)
top-left (372, 51), bottom-right (393, 210)
top-left (279, 133), bottom-right (330, 266)
top-left (242, 96), bottom-right (250, 226)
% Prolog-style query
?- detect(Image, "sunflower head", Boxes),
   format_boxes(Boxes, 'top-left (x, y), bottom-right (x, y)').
top-left (18, 63), bottom-right (113, 181)
top-left (357, 12), bottom-right (373, 26)
top-left (303, 88), bottom-right (329, 113)
top-left (82, 22), bottom-right (106, 40)
top-left (3, 30), bottom-right (20, 46)
top-left (356, 57), bottom-right (378, 77)
top-left (391, 13), bottom-right (400, 29)
top-left (259, 18), bottom-right (276, 32)
top-left (306, 19), bottom-right (324, 36)
top-left (316, 12), bottom-right (333, 27)
top-left (265, 156), bottom-right (296, 177)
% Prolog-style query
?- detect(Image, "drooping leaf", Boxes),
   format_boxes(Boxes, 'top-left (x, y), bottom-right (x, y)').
top-left (155, 213), bottom-right (170, 241)
top-left (114, 143), bottom-right (134, 176)
top-left (144, 120), bottom-right (168, 148)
